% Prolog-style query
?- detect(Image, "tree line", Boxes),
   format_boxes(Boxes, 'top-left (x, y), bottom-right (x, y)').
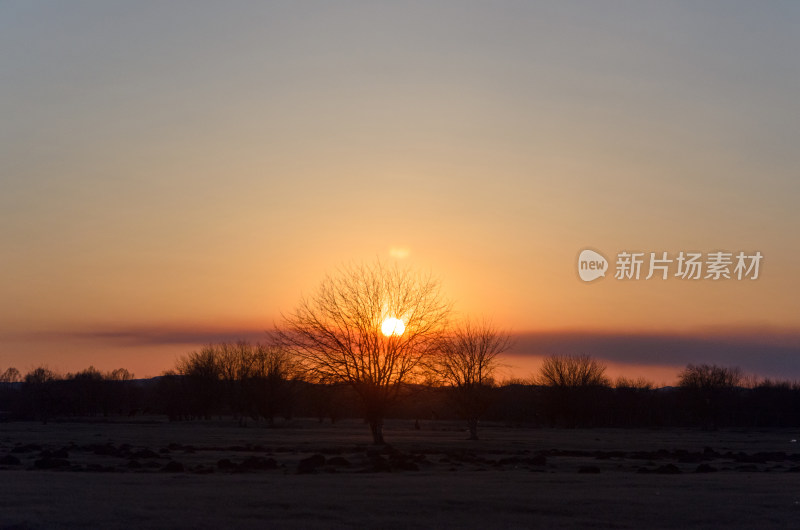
top-left (2, 353), bottom-right (798, 435)
top-left (1, 260), bottom-right (797, 443)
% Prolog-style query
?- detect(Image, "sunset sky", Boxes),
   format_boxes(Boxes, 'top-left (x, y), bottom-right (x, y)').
top-left (2, 2), bottom-right (798, 382)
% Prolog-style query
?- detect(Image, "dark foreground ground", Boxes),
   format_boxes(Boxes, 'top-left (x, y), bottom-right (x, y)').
top-left (1, 418), bottom-right (799, 529)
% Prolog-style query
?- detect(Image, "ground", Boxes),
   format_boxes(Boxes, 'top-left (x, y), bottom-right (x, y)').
top-left (1, 418), bottom-right (798, 528)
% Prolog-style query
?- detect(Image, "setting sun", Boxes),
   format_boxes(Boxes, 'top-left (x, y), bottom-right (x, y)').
top-left (381, 317), bottom-right (405, 337)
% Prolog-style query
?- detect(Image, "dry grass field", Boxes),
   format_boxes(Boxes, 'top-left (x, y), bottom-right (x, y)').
top-left (1, 418), bottom-right (799, 528)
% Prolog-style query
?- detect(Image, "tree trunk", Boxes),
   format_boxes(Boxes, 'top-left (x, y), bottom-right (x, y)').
top-left (369, 418), bottom-right (385, 445)
top-left (467, 418), bottom-right (479, 440)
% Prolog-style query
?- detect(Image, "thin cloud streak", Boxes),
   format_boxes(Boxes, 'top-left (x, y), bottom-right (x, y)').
top-left (509, 331), bottom-right (800, 380)
top-left (13, 327), bottom-right (271, 347)
top-left (10, 327), bottom-right (800, 381)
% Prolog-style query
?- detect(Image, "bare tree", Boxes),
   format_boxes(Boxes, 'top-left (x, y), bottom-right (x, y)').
top-left (216, 342), bottom-right (256, 382)
top-left (175, 341), bottom-right (297, 422)
top-left (535, 354), bottom-right (609, 427)
top-left (24, 366), bottom-right (59, 385)
top-left (251, 342), bottom-right (297, 381)
top-left (244, 342), bottom-right (298, 424)
top-left (22, 366), bottom-right (61, 422)
top-left (677, 364), bottom-right (744, 429)
top-left (215, 341), bottom-right (254, 419)
top-left (536, 354), bottom-right (609, 388)
top-left (615, 376), bottom-right (653, 390)
top-left (278, 260), bottom-right (450, 444)
top-left (107, 368), bottom-right (134, 381)
top-left (67, 366), bottom-right (105, 416)
top-left (434, 319), bottom-right (511, 440)
top-left (176, 346), bottom-right (223, 419)
top-left (0, 367), bottom-right (21, 383)
top-left (678, 364), bottom-right (742, 390)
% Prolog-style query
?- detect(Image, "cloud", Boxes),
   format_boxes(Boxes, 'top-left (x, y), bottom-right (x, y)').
top-left (12, 327), bottom-right (272, 347)
top-left (508, 330), bottom-right (800, 380)
top-left (9, 326), bottom-right (800, 381)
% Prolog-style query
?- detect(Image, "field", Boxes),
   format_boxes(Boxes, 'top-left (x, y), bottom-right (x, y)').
top-left (1, 418), bottom-right (799, 529)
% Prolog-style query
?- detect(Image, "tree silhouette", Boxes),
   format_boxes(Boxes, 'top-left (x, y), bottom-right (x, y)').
top-left (22, 366), bottom-right (60, 422)
top-left (173, 341), bottom-right (297, 422)
top-left (278, 260), bottom-right (450, 444)
top-left (434, 319), bottom-right (511, 440)
top-left (24, 366), bottom-right (58, 385)
top-left (678, 364), bottom-right (742, 390)
top-left (535, 354), bottom-right (610, 427)
top-left (243, 342), bottom-right (298, 424)
top-left (107, 368), bottom-right (134, 381)
top-left (536, 354), bottom-right (609, 388)
top-left (615, 376), bottom-right (653, 390)
top-left (176, 346), bottom-right (223, 419)
top-left (67, 366), bottom-right (105, 416)
top-left (678, 363), bottom-right (743, 428)
top-left (1, 367), bottom-right (21, 383)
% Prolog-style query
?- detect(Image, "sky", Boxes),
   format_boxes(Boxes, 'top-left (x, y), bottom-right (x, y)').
top-left (1, 1), bottom-right (799, 381)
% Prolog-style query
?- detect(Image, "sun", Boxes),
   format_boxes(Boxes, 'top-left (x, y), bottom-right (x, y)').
top-left (381, 317), bottom-right (405, 337)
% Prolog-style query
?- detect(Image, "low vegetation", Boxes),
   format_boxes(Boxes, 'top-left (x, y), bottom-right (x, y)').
top-left (2, 353), bottom-right (799, 436)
